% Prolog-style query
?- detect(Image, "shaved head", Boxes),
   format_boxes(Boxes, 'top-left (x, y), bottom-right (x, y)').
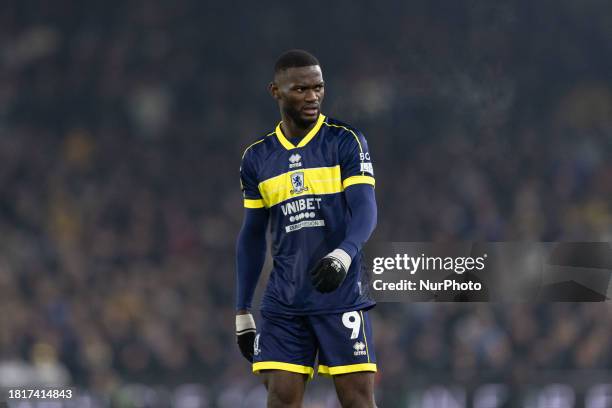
top-left (274, 49), bottom-right (320, 77)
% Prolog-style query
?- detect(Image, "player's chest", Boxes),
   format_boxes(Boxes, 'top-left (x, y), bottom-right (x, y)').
top-left (256, 146), bottom-right (343, 208)
top-left (259, 145), bottom-right (338, 181)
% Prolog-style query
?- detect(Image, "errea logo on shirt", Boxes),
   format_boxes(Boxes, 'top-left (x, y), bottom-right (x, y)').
top-left (289, 153), bottom-right (302, 169)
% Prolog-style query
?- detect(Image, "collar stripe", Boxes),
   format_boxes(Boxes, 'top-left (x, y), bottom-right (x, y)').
top-left (275, 114), bottom-right (326, 150)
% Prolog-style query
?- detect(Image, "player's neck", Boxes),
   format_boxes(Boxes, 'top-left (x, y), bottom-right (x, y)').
top-left (280, 117), bottom-right (316, 140)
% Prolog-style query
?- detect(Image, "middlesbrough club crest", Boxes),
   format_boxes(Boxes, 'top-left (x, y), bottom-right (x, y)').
top-left (290, 172), bottom-right (308, 194)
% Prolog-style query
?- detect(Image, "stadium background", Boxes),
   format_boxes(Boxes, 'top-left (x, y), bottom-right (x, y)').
top-left (2, 0), bottom-right (612, 406)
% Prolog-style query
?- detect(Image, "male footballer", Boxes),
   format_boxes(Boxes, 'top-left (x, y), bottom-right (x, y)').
top-left (235, 49), bottom-right (378, 407)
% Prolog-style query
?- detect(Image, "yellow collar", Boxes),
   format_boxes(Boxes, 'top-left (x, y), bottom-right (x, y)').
top-left (275, 114), bottom-right (326, 150)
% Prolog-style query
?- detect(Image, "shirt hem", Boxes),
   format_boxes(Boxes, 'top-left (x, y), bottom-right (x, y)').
top-left (260, 300), bottom-right (376, 316)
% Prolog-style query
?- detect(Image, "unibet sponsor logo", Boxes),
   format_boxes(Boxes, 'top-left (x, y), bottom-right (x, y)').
top-left (282, 198), bottom-right (325, 233)
top-left (353, 341), bottom-right (367, 356)
top-left (281, 198), bottom-right (322, 215)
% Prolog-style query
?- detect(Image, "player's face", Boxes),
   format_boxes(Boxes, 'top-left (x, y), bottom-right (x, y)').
top-left (271, 65), bottom-right (325, 127)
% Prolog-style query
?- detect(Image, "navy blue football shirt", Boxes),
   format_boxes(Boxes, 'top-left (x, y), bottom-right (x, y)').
top-left (240, 113), bottom-right (376, 314)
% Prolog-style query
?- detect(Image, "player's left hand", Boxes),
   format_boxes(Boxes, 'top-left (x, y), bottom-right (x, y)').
top-left (311, 248), bottom-right (351, 293)
top-left (236, 313), bottom-right (257, 362)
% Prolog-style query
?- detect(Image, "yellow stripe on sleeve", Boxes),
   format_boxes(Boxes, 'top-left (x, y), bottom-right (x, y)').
top-left (342, 175), bottom-right (375, 189)
top-left (244, 198), bottom-right (265, 208)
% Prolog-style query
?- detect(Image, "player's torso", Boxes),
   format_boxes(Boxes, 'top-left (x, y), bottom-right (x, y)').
top-left (253, 120), bottom-right (347, 251)
top-left (250, 117), bottom-right (370, 313)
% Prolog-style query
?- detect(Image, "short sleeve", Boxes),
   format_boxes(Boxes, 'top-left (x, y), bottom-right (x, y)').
top-left (339, 129), bottom-right (375, 189)
top-left (240, 148), bottom-right (265, 208)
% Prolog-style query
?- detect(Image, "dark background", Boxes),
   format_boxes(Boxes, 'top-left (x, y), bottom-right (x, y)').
top-left (1, 0), bottom-right (612, 406)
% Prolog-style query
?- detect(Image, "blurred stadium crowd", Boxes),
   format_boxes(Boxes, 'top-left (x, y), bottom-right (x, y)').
top-left (2, 0), bottom-right (612, 406)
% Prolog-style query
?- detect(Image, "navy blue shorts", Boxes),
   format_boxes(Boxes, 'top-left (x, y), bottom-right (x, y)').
top-left (252, 309), bottom-right (377, 379)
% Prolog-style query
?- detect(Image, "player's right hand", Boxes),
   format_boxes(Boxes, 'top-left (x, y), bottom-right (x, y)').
top-left (236, 313), bottom-right (257, 362)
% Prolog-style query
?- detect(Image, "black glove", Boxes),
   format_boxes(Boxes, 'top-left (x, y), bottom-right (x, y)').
top-left (311, 249), bottom-right (352, 293)
top-left (236, 313), bottom-right (256, 362)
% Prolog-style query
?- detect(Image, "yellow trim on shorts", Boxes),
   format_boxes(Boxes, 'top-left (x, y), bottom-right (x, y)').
top-left (317, 363), bottom-right (377, 377)
top-left (342, 175), bottom-right (375, 189)
top-left (253, 362), bottom-right (315, 379)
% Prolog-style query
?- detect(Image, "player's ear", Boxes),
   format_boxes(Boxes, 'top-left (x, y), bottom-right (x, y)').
top-left (269, 81), bottom-right (280, 100)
